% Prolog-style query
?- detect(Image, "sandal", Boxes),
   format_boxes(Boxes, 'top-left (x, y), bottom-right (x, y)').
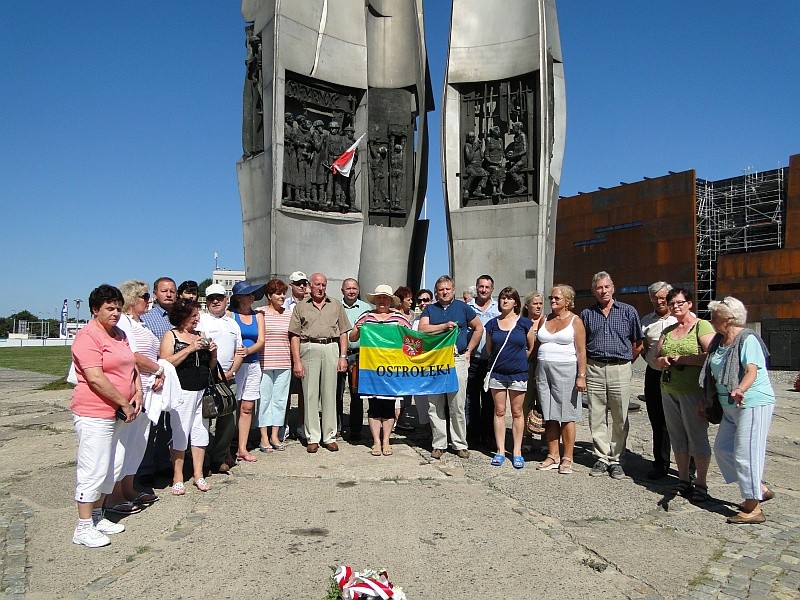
top-left (690, 484), bottom-right (710, 503)
top-left (257, 445), bottom-right (273, 453)
top-left (382, 445), bottom-right (393, 456)
top-left (536, 454), bottom-right (560, 471)
top-left (490, 453), bottom-right (505, 467)
top-left (237, 453), bottom-right (259, 463)
top-left (558, 457), bottom-right (573, 475)
top-left (370, 444), bottom-right (382, 456)
top-left (674, 480), bottom-right (693, 498)
top-left (132, 492), bottom-right (159, 504)
top-left (194, 478), bottom-right (211, 492)
top-left (171, 482), bottom-right (185, 496)
top-left (512, 455), bottom-right (525, 469)
top-left (270, 442), bottom-right (286, 451)
top-left (105, 501), bottom-right (142, 514)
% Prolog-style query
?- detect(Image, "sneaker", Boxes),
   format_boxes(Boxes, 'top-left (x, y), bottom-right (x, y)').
top-left (456, 449), bottom-right (470, 459)
top-left (73, 526), bottom-right (111, 548)
top-left (609, 464), bottom-right (626, 480)
top-left (93, 518), bottom-right (125, 535)
top-left (590, 460), bottom-right (609, 477)
top-left (430, 448), bottom-right (444, 460)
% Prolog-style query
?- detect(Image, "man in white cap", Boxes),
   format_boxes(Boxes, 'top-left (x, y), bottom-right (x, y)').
top-left (197, 284), bottom-right (244, 473)
top-left (284, 271), bottom-right (310, 440)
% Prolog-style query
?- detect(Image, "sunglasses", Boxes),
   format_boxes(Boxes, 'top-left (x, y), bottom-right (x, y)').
top-left (207, 295), bottom-right (226, 303)
top-left (140, 293), bottom-right (151, 302)
top-left (548, 296), bottom-right (563, 301)
top-left (416, 297), bottom-right (432, 303)
top-left (293, 281), bottom-right (309, 287)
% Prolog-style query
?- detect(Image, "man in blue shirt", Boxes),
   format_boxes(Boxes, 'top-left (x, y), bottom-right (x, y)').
top-left (466, 275), bottom-right (501, 448)
top-left (419, 275), bottom-right (483, 459)
top-left (580, 271), bottom-right (643, 480)
top-left (138, 276), bottom-right (177, 484)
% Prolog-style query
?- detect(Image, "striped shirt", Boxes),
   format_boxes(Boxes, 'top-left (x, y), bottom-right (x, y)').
top-left (581, 300), bottom-right (643, 361)
top-left (354, 310), bottom-right (412, 329)
top-left (260, 310), bottom-right (292, 370)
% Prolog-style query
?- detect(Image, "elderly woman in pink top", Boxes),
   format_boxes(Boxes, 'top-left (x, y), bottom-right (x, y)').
top-left (258, 279), bottom-right (293, 451)
top-left (70, 284), bottom-right (142, 548)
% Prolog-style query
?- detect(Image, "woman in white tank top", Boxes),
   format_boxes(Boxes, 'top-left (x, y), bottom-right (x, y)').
top-left (532, 285), bottom-right (587, 474)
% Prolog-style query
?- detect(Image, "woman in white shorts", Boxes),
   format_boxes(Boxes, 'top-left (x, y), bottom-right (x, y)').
top-left (484, 287), bottom-right (536, 469)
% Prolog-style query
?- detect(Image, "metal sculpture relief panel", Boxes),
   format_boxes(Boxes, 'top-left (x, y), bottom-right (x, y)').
top-left (367, 88), bottom-right (415, 226)
top-left (458, 74), bottom-right (537, 207)
top-left (282, 73), bottom-right (362, 213)
top-left (241, 24), bottom-right (264, 158)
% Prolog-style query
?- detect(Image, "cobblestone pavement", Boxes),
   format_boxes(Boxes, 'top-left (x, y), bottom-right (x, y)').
top-left (0, 365), bottom-right (798, 599)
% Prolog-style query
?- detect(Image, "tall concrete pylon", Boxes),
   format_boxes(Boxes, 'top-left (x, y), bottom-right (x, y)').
top-left (237, 0), bottom-right (432, 293)
top-left (441, 0), bottom-right (565, 296)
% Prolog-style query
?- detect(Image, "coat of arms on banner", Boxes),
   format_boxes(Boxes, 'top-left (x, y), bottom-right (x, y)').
top-left (402, 334), bottom-right (422, 357)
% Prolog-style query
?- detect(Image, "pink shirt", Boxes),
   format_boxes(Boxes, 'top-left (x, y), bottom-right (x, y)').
top-left (259, 310), bottom-right (292, 370)
top-left (70, 321), bottom-right (136, 419)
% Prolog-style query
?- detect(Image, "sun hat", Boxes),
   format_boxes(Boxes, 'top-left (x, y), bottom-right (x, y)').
top-left (366, 284), bottom-right (400, 307)
top-left (231, 281), bottom-right (266, 301)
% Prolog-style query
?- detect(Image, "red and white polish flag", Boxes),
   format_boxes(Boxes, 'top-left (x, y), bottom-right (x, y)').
top-left (331, 133), bottom-right (365, 177)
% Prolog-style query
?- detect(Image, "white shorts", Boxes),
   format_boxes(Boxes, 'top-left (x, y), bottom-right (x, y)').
top-left (74, 415), bottom-right (121, 503)
top-left (170, 389), bottom-right (209, 450)
top-left (235, 362), bottom-right (263, 401)
top-left (488, 377), bottom-right (528, 392)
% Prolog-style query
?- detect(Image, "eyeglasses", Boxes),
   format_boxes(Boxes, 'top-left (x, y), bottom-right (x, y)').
top-left (548, 296), bottom-right (563, 301)
top-left (140, 293), bottom-right (151, 302)
top-left (668, 300), bottom-right (688, 308)
top-left (416, 297), bottom-right (432, 303)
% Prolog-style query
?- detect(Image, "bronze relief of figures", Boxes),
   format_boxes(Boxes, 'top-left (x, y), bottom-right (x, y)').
top-left (459, 75), bottom-right (537, 206)
top-left (281, 73), bottom-right (361, 214)
top-left (242, 24), bottom-right (264, 159)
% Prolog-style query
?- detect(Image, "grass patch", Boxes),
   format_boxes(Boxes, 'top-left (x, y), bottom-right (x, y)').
top-left (0, 346), bottom-right (72, 376)
top-left (39, 377), bottom-right (74, 391)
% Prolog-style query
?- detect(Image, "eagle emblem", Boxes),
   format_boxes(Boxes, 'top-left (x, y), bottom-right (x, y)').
top-left (403, 335), bottom-right (422, 357)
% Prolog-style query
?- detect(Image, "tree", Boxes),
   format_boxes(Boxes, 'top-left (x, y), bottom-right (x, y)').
top-left (198, 278), bottom-right (212, 297)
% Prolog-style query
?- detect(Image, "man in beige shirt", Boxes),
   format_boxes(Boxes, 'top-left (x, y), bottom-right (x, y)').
top-left (289, 272), bottom-right (352, 453)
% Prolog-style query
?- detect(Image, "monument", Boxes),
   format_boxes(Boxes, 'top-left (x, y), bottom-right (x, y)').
top-left (238, 1), bottom-right (564, 296)
top-left (237, 1), bottom-right (432, 293)
top-left (441, 0), bottom-right (565, 295)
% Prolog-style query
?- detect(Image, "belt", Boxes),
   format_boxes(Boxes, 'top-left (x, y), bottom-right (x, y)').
top-left (589, 357), bottom-right (630, 365)
top-left (302, 336), bottom-right (339, 344)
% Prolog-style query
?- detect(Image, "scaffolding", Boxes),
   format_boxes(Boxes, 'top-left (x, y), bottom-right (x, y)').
top-left (695, 167), bottom-right (786, 316)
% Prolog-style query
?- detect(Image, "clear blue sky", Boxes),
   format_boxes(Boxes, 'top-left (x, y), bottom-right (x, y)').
top-left (2, 1), bottom-right (798, 320)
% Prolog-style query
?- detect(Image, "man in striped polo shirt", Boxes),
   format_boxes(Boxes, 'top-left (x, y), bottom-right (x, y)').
top-left (580, 271), bottom-right (643, 480)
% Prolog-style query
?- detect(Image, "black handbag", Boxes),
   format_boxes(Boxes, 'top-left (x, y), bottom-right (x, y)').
top-left (706, 389), bottom-right (723, 425)
top-left (202, 363), bottom-right (237, 419)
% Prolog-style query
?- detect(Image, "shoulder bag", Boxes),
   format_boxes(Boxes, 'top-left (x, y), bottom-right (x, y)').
top-left (202, 362), bottom-right (237, 419)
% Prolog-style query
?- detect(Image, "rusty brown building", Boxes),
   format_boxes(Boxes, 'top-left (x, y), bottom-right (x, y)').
top-left (554, 154), bottom-right (800, 369)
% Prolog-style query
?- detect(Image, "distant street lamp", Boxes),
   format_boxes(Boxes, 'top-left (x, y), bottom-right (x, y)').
top-left (74, 299), bottom-right (82, 325)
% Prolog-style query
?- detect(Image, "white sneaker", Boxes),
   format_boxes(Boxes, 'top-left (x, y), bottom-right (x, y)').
top-left (73, 526), bottom-right (111, 548)
top-left (94, 518), bottom-right (125, 535)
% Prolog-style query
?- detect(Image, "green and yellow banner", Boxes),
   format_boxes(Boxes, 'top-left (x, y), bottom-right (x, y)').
top-left (358, 323), bottom-right (458, 396)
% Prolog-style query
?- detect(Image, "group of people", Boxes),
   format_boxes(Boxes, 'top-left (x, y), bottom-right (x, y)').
top-left (69, 270), bottom-right (776, 547)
